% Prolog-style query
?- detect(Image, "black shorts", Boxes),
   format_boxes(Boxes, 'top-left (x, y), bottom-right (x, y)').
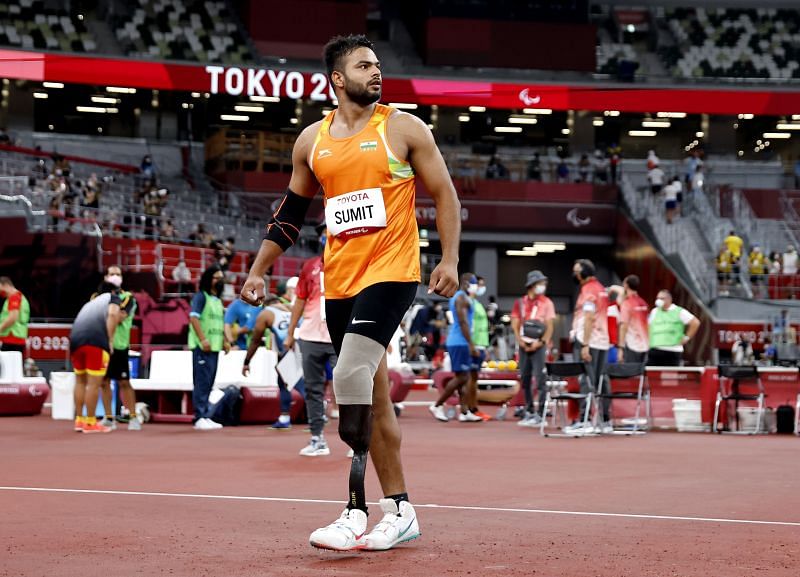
top-left (106, 349), bottom-right (130, 380)
top-left (325, 282), bottom-right (417, 354)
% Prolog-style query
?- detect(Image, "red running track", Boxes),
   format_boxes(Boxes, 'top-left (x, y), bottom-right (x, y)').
top-left (1, 403), bottom-right (799, 577)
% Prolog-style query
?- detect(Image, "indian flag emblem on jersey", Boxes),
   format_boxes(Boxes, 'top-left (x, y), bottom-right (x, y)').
top-left (360, 140), bottom-right (378, 152)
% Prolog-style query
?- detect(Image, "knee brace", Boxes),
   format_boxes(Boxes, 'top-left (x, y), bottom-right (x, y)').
top-left (332, 333), bottom-right (385, 405)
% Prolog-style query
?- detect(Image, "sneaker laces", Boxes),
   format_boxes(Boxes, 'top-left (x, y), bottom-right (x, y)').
top-left (372, 512), bottom-right (401, 535)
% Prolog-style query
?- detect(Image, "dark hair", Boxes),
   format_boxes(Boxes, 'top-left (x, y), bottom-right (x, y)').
top-left (0, 276), bottom-right (12, 286)
top-left (575, 259), bottom-right (595, 278)
top-left (323, 34), bottom-right (374, 79)
top-left (624, 274), bottom-right (640, 291)
top-left (198, 265), bottom-right (221, 294)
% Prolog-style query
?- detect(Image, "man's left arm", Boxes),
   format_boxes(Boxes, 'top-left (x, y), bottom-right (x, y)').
top-left (399, 114), bottom-right (460, 297)
top-left (0, 295), bottom-right (20, 333)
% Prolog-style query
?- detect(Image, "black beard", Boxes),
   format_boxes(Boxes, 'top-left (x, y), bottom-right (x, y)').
top-left (344, 78), bottom-right (381, 106)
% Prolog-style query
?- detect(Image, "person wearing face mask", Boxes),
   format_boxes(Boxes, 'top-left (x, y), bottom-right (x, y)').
top-left (568, 259), bottom-right (611, 434)
top-left (647, 289), bottom-right (700, 367)
top-left (510, 270), bottom-right (555, 427)
top-left (617, 275), bottom-right (649, 365)
top-left (189, 266), bottom-right (230, 430)
top-left (430, 273), bottom-right (482, 422)
top-left (284, 224), bottom-right (339, 455)
top-left (0, 276), bottom-right (30, 356)
top-left (466, 276), bottom-right (492, 420)
top-left (96, 267), bottom-right (143, 430)
top-left (782, 244), bottom-right (798, 276)
top-left (748, 245), bottom-right (768, 298)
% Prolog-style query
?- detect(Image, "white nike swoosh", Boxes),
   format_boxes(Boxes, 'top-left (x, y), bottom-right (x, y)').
top-left (351, 319), bottom-right (376, 325)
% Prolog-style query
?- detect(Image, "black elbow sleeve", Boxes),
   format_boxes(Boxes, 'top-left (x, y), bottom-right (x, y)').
top-left (263, 188), bottom-right (313, 250)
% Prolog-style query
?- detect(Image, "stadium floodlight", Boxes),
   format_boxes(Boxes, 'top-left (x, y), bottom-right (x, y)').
top-left (604, 110), bottom-right (621, 116)
top-left (33, 92), bottom-right (48, 99)
top-left (642, 121), bottom-right (670, 128)
top-left (561, 128), bottom-right (571, 135)
top-left (593, 119), bottom-right (604, 127)
top-left (495, 126), bottom-right (522, 133)
top-left (389, 102), bottom-right (418, 110)
top-left (523, 108), bottom-right (552, 115)
top-left (506, 250), bottom-right (537, 256)
top-left (776, 124), bottom-right (800, 130)
top-left (508, 116), bottom-right (538, 124)
top-left (290, 118), bottom-right (298, 124)
top-left (250, 95), bottom-right (280, 103)
top-left (469, 106), bottom-right (486, 112)
top-left (737, 113), bottom-right (754, 120)
top-left (793, 115), bottom-right (800, 121)
top-left (191, 92), bottom-right (202, 98)
top-left (696, 131), bottom-right (704, 138)
top-left (629, 130), bottom-right (657, 136)
top-left (656, 112), bottom-right (687, 118)
top-left (91, 96), bottom-right (118, 104)
top-left (221, 114), bottom-right (249, 121)
top-left (105, 108), bottom-right (119, 113)
top-left (234, 104), bottom-right (264, 112)
top-left (763, 132), bottom-right (791, 139)
top-left (458, 115), bottom-right (470, 122)
top-left (106, 86), bottom-right (136, 94)
top-left (76, 106), bottom-right (107, 113)
top-left (43, 82), bottom-right (64, 89)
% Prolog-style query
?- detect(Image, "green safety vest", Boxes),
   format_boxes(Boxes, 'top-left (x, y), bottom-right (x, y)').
top-left (0, 291), bottom-right (30, 341)
top-left (471, 299), bottom-right (490, 348)
top-left (113, 291), bottom-right (136, 350)
top-left (188, 292), bottom-right (224, 351)
top-left (649, 306), bottom-right (685, 348)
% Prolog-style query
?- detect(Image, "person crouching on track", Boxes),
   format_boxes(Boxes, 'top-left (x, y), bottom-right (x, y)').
top-left (189, 266), bottom-right (229, 430)
top-left (430, 273), bottom-right (483, 422)
top-left (70, 286), bottom-right (130, 433)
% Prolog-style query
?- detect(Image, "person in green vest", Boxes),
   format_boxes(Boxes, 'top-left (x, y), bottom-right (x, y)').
top-left (189, 265), bottom-right (229, 430)
top-left (466, 276), bottom-right (492, 421)
top-left (647, 289), bottom-right (700, 366)
top-left (97, 266), bottom-right (142, 431)
top-left (0, 276), bottom-right (30, 356)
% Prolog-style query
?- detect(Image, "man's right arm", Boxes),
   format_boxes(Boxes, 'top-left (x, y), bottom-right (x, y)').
top-left (240, 124), bottom-right (321, 305)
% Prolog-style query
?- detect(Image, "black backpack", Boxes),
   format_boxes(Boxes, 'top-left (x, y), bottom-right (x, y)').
top-left (209, 385), bottom-right (242, 426)
top-left (775, 405), bottom-right (795, 434)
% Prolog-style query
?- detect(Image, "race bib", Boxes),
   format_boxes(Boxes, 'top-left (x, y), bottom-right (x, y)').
top-left (325, 187), bottom-right (387, 239)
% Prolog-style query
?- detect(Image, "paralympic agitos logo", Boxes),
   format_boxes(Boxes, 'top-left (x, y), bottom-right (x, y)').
top-left (205, 66), bottom-right (337, 101)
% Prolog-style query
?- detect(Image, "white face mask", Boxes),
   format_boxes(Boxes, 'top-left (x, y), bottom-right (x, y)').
top-left (534, 284), bottom-right (546, 295)
top-left (476, 286), bottom-right (487, 297)
top-left (107, 274), bottom-right (123, 288)
top-left (655, 298), bottom-right (665, 309)
top-left (467, 283), bottom-right (479, 295)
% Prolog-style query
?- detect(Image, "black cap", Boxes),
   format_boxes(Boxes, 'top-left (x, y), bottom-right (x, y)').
top-left (525, 270), bottom-right (548, 287)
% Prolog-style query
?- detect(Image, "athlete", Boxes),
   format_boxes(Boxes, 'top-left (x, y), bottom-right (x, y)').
top-left (240, 34), bottom-right (460, 551)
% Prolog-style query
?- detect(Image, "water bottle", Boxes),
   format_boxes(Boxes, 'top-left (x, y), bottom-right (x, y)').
top-left (446, 406), bottom-right (456, 420)
top-left (496, 403), bottom-right (508, 421)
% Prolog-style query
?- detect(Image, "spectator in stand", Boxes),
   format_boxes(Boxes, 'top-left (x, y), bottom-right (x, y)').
top-left (577, 153), bottom-right (591, 182)
top-left (215, 237), bottom-right (236, 271)
top-left (160, 219), bottom-right (177, 240)
top-left (782, 244), bottom-right (798, 275)
top-left (593, 150), bottom-right (609, 184)
top-left (647, 289), bottom-right (699, 366)
top-left (691, 165), bottom-right (705, 200)
top-left (731, 335), bottom-right (754, 366)
top-left (556, 158), bottom-right (570, 183)
top-left (646, 150), bottom-right (660, 170)
top-left (172, 259), bottom-right (193, 294)
top-left (0, 277), bottom-right (30, 356)
top-left (749, 245), bottom-right (768, 297)
top-left (769, 251), bottom-right (782, 274)
top-left (684, 150), bottom-right (702, 186)
top-left (608, 144), bottom-right (621, 185)
top-left (52, 154), bottom-right (71, 177)
top-left (485, 155), bottom-right (508, 180)
top-left (32, 158), bottom-right (48, 180)
top-left (527, 153), bottom-right (542, 181)
top-left (617, 275), bottom-right (649, 364)
top-left (452, 157), bottom-right (477, 193)
top-left (773, 309), bottom-right (791, 344)
top-left (663, 178), bottom-right (679, 224)
top-left (188, 266), bottom-right (229, 430)
top-left (140, 155), bottom-right (156, 182)
top-left (716, 245), bottom-right (734, 296)
top-left (724, 229), bottom-right (744, 271)
top-left (647, 162), bottom-right (665, 195)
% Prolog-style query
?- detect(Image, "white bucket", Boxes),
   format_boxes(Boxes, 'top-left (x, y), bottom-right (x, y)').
top-left (49, 372), bottom-right (75, 420)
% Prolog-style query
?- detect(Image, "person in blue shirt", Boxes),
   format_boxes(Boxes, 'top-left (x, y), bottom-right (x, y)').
top-left (224, 296), bottom-right (261, 349)
top-left (429, 273), bottom-right (483, 423)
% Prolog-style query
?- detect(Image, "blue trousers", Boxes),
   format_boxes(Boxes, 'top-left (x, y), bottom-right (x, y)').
top-left (192, 348), bottom-right (219, 422)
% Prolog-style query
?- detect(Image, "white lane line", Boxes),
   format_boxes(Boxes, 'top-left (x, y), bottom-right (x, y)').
top-left (0, 486), bottom-right (798, 528)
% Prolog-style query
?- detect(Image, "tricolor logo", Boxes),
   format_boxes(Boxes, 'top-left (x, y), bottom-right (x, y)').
top-left (360, 140), bottom-right (378, 152)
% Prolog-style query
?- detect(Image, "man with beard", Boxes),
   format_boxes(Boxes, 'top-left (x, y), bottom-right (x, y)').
top-left (240, 34), bottom-right (460, 551)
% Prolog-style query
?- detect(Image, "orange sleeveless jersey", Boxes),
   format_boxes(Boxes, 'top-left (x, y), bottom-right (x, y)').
top-left (309, 104), bottom-right (421, 299)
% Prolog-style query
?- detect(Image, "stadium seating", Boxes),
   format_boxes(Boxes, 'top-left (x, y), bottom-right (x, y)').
top-left (0, 0), bottom-right (96, 52)
top-left (112, 0), bottom-right (252, 63)
top-left (659, 7), bottom-right (800, 80)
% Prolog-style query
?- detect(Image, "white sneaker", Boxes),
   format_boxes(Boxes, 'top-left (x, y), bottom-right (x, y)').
top-left (518, 414), bottom-right (542, 428)
top-left (362, 498), bottom-right (421, 551)
top-left (600, 422), bottom-right (614, 434)
top-left (194, 418), bottom-right (223, 430)
top-left (458, 411), bottom-right (482, 422)
top-left (300, 437), bottom-right (331, 457)
top-left (429, 404), bottom-right (449, 422)
top-left (564, 422), bottom-right (595, 435)
top-left (309, 508), bottom-right (368, 551)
